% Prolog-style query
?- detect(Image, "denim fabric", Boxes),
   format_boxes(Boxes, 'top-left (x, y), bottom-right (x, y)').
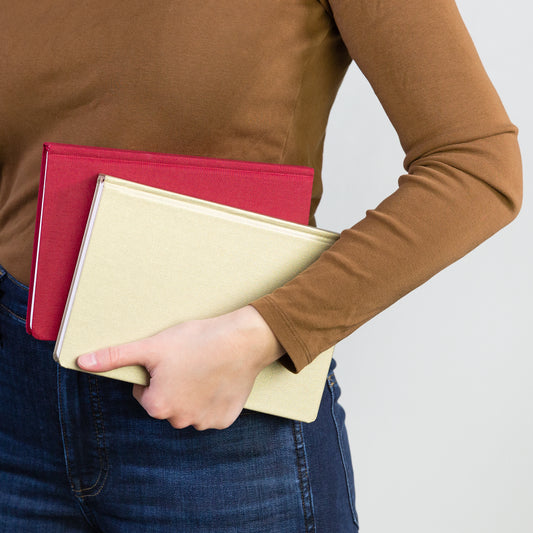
top-left (0, 265), bottom-right (359, 532)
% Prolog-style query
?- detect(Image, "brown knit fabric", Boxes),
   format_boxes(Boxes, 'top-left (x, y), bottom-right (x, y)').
top-left (1, 1), bottom-right (522, 371)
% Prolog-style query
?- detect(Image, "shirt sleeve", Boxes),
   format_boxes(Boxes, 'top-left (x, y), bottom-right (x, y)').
top-left (251, 0), bottom-right (523, 372)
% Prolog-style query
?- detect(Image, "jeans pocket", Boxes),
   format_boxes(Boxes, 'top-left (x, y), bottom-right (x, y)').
top-left (0, 303), bottom-right (26, 325)
top-left (327, 372), bottom-right (359, 527)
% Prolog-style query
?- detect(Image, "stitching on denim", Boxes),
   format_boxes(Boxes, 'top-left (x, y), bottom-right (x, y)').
top-left (57, 368), bottom-right (110, 500)
top-left (74, 376), bottom-right (109, 497)
top-left (71, 378), bottom-right (103, 493)
top-left (327, 372), bottom-right (337, 387)
top-left (57, 365), bottom-right (77, 492)
top-left (0, 303), bottom-right (26, 324)
top-left (292, 420), bottom-right (316, 532)
top-left (57, 358), bottom-right (105, 532)
top-left (328, 379), bottom-right (359, 526)
top-left (87, 377), bottom-right (110, 498)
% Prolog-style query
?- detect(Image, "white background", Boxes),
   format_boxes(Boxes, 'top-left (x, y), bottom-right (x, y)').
top-left (315, 1), bottom-right (533, 532)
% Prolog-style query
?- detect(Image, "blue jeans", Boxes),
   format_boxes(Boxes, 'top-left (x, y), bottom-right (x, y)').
top-left (0, 265), bottom-right (359, 532)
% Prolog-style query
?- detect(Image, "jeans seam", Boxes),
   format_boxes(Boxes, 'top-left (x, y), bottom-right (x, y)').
top-left (292, 420), bottom-right (316, 532)
top-left (57, 369), bottom-right (109, 498)
top-left (74, 377), bottom-right (109, 497)
top-left (57, 366), bottom-right (77, 493)
top-left (327, 377), bottom-right (359, 527)
top-left (0, 303), bottom-right (26, 324)
top-left (57, 369), bottom-right (106, 531)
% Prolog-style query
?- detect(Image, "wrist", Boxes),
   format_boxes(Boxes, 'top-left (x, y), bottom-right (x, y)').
top-left (232, 305), bottom-right (285, 370)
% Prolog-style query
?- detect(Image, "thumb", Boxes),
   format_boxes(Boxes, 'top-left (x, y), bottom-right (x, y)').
top-left (77, 339), bottom-right (150, 372)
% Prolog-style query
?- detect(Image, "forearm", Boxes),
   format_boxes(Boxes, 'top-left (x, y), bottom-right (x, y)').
top-left (252, 0), bottom-right (523, 371)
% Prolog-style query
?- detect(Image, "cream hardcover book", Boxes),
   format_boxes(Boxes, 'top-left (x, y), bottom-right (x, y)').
top-left (54, 175), bottom-right (339, 422)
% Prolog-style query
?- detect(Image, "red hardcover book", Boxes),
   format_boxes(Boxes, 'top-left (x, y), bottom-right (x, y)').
top-left (27, 143), bottom-right (314, 340)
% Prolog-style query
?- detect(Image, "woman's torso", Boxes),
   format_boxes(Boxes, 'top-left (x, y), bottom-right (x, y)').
top-left (0, 0), bottom-right (350, 284)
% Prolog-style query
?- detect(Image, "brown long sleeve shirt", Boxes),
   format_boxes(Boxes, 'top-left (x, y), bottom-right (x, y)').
top-left (1, 1), bottom-right (522, 371)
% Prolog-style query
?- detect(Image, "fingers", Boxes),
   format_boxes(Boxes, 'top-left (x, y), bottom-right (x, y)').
top-left (74, 312), bottom-right (258, 432)
top-left (132, 384), bottom-right (242, 431)
top-left (77, 338), bottom-right (152, 372)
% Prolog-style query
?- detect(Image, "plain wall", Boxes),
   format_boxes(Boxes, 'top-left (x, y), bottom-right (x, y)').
top-left (315, 1), bottom-right (532, 532)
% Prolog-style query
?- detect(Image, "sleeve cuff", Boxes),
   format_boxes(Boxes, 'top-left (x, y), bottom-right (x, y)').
top-left (250, 294), bottom-right (312, 373)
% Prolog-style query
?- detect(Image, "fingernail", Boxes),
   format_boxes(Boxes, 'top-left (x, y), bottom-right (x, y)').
top-left (78, 352), bottom-right (97, 369)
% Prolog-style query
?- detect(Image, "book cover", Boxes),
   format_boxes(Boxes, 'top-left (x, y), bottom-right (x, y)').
top-left (28, 143), bottom-right (314, 340)
top-left (55, 176), bottom-right (338, 422)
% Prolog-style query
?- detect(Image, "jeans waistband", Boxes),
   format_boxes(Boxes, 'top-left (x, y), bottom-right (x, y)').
top-left (0, 264), bottom-right (29, 322)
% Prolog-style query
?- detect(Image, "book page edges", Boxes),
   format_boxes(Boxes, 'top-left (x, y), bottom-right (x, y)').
top-left (28, 146), bottom-right (50, 333)
top-left (53, 177), bottom-right (106, 362)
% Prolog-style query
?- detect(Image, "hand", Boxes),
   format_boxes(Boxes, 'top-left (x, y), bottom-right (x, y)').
top-left (77, 305), bottom-right (284, 430)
